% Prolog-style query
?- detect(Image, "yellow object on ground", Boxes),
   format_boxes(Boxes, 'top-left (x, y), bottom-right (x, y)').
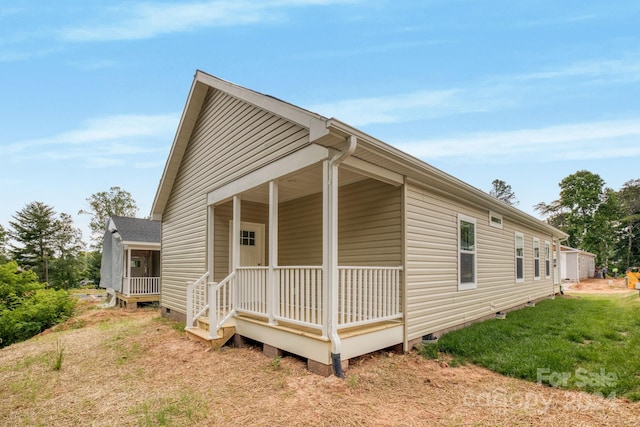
top-left (627, 268), bottom-right (640, 289)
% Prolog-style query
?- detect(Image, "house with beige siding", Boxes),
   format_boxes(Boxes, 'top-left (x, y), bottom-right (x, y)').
top-left (151, 70), bottom-right (568, 376)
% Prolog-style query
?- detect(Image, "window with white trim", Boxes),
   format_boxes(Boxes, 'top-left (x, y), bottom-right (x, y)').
top-left (533, 238), bottom-right (541, 280)
top-left (515, 232), bottom-right (524, 282)
top-left (489, 211), bottom-right (503, 229)
top-left (458, 214), bottom-right (477, 290)
top-left (544, 241), bottom-right (551, 278)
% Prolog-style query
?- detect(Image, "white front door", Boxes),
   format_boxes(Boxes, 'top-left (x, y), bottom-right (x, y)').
top-left (229, 221), bottom-right (265, 267)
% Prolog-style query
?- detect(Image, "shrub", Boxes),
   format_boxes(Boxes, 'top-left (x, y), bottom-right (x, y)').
top-left (0, 262), bottom-right (76, 347)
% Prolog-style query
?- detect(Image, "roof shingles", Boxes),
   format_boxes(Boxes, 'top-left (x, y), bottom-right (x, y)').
top-left (110, 216), bottom-right (161, 244)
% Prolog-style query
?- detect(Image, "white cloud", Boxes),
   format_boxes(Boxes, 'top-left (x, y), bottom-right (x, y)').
top-left (67, 59), bottom-right (118, 71)
top-left (6, 113), bottom-right (179, 154)
top-left (0, 46), bottom-right (61, 63)
top-left (516, 14), bottom-right (596, 28)
top-left (309, 87), bottom-right (514, 126)
top-left (60, 0), bottom-right (354, 42)
top-left (393, 118), bottom-right (640, 163)
top-left (517, 58), bottom-right (640, 83)
top-left (306, 54), bottom-right (640, 127)
top-left (4, 113), bottom-right (179, 168)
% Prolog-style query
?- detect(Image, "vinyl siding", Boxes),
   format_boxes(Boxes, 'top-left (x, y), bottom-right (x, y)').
top-left (338, 178), bottom-right (402, 266)
top-left (161, 88), bottom-right (309, 313)
top-left (278, 178), bottom-right (402, 267)
top-left (279, 192), bottom-right (323, 265)
top-left (405, 182), bottom-right (556, 341)
top-left (212, 200), bottom-right (269, 282)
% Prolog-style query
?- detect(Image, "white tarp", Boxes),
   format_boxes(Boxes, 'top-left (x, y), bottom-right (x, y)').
top-left (99, 226), bottom-right (124, 292)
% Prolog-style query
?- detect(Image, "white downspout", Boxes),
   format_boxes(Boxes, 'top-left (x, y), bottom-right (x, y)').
top-left (327, 135), bottom-right (357, 377)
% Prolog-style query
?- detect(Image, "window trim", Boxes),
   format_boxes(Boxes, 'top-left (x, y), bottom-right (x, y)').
top-left (515, 231), bottom-right (525, 283)
top-left (488, 211), bottom-right (503, 229)
top-left (458, 213), bottom-right (477, 290)
top-left (544, 240), bottom-right (551, 279)
top-left (533, 237), bottom-right (541, 280)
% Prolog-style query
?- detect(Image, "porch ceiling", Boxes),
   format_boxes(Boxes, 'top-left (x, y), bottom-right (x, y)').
top-left (240, 164), bottom-right (366, 204)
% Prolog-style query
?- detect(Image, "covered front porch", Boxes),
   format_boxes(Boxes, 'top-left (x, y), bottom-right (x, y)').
top-left (116, 246), bottom-right (161, 308)
top-left (185, 141), bottom-right (406, 374)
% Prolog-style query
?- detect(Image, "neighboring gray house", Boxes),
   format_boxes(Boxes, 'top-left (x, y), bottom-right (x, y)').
top-left (150, 71), bottom-right (568, 376)
top-left (99, 216), bottom-right (161, 308)
top-left (560, 245), bottom-right (596, 282)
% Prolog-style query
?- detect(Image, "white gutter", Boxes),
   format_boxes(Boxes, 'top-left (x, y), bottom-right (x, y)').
top-left (327, 135), bottom-right (357, 377)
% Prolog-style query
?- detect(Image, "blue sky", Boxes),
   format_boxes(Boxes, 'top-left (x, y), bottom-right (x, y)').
top-left (2, 1), bottom-right (639, 245)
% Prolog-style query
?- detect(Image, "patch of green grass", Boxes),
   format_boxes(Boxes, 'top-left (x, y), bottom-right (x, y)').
top-left (434, 295), bottom-right (640, 400)
top-left (132, 392), bottom-right (208, 427)
top-left (49, 340), bottom-right (64, 371)
top-left (101, 322), bottom-right (145, 365)
top-left (416, 342), bottom-right (439, 360)
top-left (153, 316), bottom-right (185, 333)
top-left (347, 374), bottom-right (359, 388)
top-left (270, 355), bottom-right (282, 370)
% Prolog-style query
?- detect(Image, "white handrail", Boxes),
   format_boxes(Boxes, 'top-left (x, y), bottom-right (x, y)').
top-left (185, 272), bottom-right (209, 329)
top-left (208, 271), bottom-right (236, 338)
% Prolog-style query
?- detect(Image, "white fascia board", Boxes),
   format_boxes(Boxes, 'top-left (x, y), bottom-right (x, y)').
top-left (341, 156), bottom-right (403, 186)
top-left (121, 241), bottom-right (161, 250)
top-left (208, 144), bottom-right (329, 205)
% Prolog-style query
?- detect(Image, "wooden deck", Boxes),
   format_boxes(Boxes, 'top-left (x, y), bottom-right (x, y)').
top-left (115, 292), bottom-right (160, 308)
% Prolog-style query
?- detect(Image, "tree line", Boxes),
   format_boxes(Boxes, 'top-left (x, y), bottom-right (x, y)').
top-left (0, 187), bottom-right (138, 347)
top-left (491, 171), bottom-right (640, 271)
top-left (0, 186), bottom-right (138, 290)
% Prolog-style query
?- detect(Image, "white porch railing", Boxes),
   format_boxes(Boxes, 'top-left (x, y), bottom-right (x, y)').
top-left (275, 266), bottom-right (324, 329)
top-left (123, 277), bottom-right (160, 296)
top-left (185, 271), bottom-right (236, 339)
top-left (186, 272), bottom-right (209, 329)
top-left (185, 265), bottom-right (402, 336)
top-left (208, 272), bottom-right (236, 336)
top-left (337, 266), bottom-right (403, 329)
top-left (236, 267), bottom-right (268, 316)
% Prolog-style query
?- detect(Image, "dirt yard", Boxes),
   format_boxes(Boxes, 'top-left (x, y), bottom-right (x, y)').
top-left (1, 299), bottom-right (639, 426)
top-left (565, 277), bottom-right (636, 294)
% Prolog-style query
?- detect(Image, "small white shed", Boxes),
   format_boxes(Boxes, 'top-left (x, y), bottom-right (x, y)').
top-left (560, 245), bottom-right (595, 282)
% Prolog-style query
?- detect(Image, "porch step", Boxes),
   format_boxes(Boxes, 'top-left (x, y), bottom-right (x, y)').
top-left (197, 316), bottom-right (212, 332)
top-left (185, 324), bottom-right (236, 350)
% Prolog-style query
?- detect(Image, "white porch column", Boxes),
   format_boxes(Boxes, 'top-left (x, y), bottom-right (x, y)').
top-left (207, 205), bottom-right (215, 279)
top-left (322, 159), bottom-right (339, 340)
top-left (232, 196), bottom-right (241, 271)
top-left (232, 195), bottom-right (241, 310)
top-left (268, 180), bottom-right (278, 324)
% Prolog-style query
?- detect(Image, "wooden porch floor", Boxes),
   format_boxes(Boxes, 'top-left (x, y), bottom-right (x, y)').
top-left (227, 311), bottom-right (403, 340)
top-left (115, 292), bottom-right (160, 308)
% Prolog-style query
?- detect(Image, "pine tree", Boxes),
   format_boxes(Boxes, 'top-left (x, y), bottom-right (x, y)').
top-left (0, 224), bottom-right (8, 263)
top-left (489, 179), bottom-right (518, 206)
top-left (49, 213), bottom-right (84, 289)
top-left (9, 202), bottom-right (58, 283)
